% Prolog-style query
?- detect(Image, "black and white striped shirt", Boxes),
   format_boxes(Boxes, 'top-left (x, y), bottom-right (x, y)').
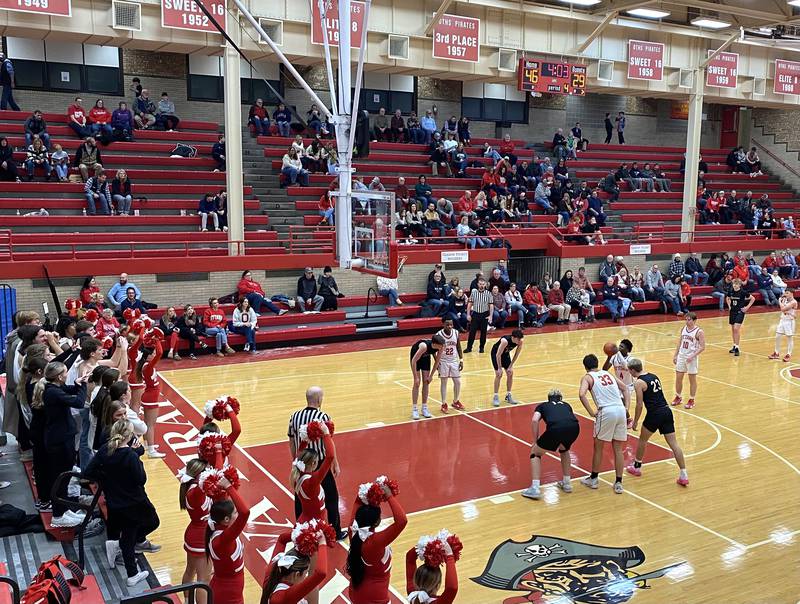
top-left (288, 406), bottom-right (331, 459)
top-left (469, 288), bottom-right (494, 313)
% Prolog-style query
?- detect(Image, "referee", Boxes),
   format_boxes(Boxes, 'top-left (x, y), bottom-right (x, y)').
top-left (465, 277), bottom-right (494, 353)
top-left (288, 386), bottom-right (345, 539)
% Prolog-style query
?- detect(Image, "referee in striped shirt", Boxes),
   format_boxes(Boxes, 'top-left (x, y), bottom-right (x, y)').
top-left (466, 277), bottom-right (494, 353)
top-left (288, 385), bottom-right (345, 538)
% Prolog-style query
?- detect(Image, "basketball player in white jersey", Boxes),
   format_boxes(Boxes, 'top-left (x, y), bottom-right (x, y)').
top-left (431, 317), bottom-right (464, 414)
top-left (578, 354), bottom-right (630, 494)
top-left (672, 312), bottom-right (705, 410)
top-left (770, 289), bottom-right (796, 362)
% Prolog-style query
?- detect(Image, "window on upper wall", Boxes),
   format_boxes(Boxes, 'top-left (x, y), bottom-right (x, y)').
top-left (461, 82), bottom-right (529, 124)
top-left (360, 74), bottom-right (417, 114)
top-left (2, 38), bottom-right (123, 95)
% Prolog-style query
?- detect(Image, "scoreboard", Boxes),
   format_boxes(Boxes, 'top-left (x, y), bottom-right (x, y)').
top-left (517, 59), bottom-right (587, 96)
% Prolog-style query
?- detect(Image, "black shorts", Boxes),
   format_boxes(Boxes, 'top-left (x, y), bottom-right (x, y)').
top-left (642, 406), bottom-right (675, 435)
top-left (410, 349), bottom-right (431, 372)
top-left (729, 310), bottom-right (745, 325)
top-left (536, 423), bottom-right (580, 452)
top-left (491, 351), bottom-right (512, 370)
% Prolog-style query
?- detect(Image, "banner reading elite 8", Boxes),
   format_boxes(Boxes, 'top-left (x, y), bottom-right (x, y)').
top-left (161, 0), bottom-right (226, 34)
top-left (627, 39), bottom-right (664, 81)
top-left (0, 0), bottom-right (71, 18)
top-left (311, 0), bottom-right (367, 48)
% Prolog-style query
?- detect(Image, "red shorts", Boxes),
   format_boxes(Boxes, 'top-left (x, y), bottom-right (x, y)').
top-left (184, 522), bottom-right (206, 557)
top-left (210, 572), bottom-right (244, 604)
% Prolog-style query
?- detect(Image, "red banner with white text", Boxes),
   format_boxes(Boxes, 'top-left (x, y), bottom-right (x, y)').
top-left (432, 13), bottom-right (480, 63)
top-left (706, 50), bottom-right (738, 89)
top-left (0, 0), bottom-right (70, 18)
top-left (161, 0), bottom-right (226, 33)
top-left (311, 0), bottom-right (366, 48)
top-left (627, 39), bottom-right (664, 81)
top-left (774, 59), bottom-right (800, 95)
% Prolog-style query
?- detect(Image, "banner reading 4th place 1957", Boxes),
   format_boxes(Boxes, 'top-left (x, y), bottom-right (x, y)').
top-left (161, 0), bottom-right (226, 33)
top-left (627, 39), bottom-right (664, 81)
top-left (432, 13), bottom-right (480, 63)
top-left (0, 0), bottom-right (70, 18)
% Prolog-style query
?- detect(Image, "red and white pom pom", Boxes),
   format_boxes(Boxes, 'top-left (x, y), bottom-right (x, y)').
top-left (101, 336), bottom-right (114, 350)
top-left (222, 464), bottom-right (240, 491)
top-left (142, 326), bottom-right (164, 347)
top-left (324, 420), bottom-right (335, 435)
top-left (357, 481), bottom-right (385, 507)
top-left (84, 309), bottom-right (99, 323)
top-left (415, 529), bottom-right (463, 566)
top-left (290, 519), bottom-right (336, 556)
top-left (65, 299), bottom-right (82, 317)
top-left (197, 468), bottom-right (227, 500)
top-left (446, 533), bottom-right (463, 562)
top-left (225, 396), bottom-right (241, 415)
top-left (140, 316), bottom-right (154, 330)
top-left (204, 396), bottom-right (240, 421)
top-left (375, 475), bottom-right (399, 497)
top-left (197, 432), bottom-right (232, 462)
top-left (123, 308), bottom-right (142, 323)
top-left (298, 420), bottom-right (329, 444)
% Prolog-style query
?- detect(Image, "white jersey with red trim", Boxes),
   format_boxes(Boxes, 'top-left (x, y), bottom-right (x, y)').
top-left (611, 352), bottom-right (632, 388)
top-left (679, 325), bottom-right (702, 357)
top-left (436, 328), bottom-right (459, 363)
top-left (588, 370), bottom-right (624, 409)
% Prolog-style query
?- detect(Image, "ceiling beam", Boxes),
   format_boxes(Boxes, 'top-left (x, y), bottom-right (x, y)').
top-left (700, 30), bottom-right (741, 67)
top-left (660, 0), bottom-right (784, 22)
top-left (574, 11), bottom-right (618, 53)
top-left (424, 0), bottom-right (456, 35)
top-left (592, 0), bottom-right (656, 15)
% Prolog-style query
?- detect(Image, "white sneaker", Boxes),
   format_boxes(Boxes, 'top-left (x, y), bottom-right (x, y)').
top-left (557, 480), bottom-right (573, 493)
top-left (288, 298), bottom-right (296, 309)
top-left (421, 406), bottom-right (432, 418)
top-left (0, 481), bottom-right (10, 489)
top-left (243, 343), bottom-right (250, 352)
top-left (105, 540), bottom-right (120, 569)
top-left (412, 408), bottom-right (420, 420)
top-left (146, 448), bottom-right (166, 459)
top-left (51, 514), bottom-right (82, 528)
top-left (278, 309), bottom-right (288, 316)
top-left (581, 476), bottom-right (598, 489)
top-left (492, 394), bottom-right (500, 407)
top-left (521, 486), bottom-right (541, 500)
top-left (65, 509), bottom-right (86, 520)
top-left (505, 393), bottom-right (520, 405)
top-left (613, 482), bottom-right (624, 494)
top-left (126, 570), bottom-right (149, 587)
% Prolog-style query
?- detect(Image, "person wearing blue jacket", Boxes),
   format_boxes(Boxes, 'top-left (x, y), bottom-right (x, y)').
top-left (198, 192), bottom-right (219, 231)
top-left (756, 267), bottom-right (778, 306)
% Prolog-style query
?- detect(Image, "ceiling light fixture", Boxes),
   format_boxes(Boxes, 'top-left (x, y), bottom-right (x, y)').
top-left (788, 0), bottom-right (800, 6)
top-left (556, 0), bottom-right (603, 6)
top-left (627, 8), bottom-right (670, 18)
top-left (691, 17), bottom-right (731, 29)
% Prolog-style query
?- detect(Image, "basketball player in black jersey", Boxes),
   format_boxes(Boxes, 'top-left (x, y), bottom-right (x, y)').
top-left (626, 357), bottom-right (689, 486)
top-left (521, 389), bottom-right (580, 500)
top-left (491, 329), bottom-right (524, 407)
top-left (409, 334), bottom-right (445, 420)
top-left (726, 278), bottom-right (755, 356)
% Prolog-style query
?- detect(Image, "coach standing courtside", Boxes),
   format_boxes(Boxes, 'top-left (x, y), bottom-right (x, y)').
top-left (288, 386), bottom-right (345, 539)
top-left (465, 277), bottom-right (494, 354)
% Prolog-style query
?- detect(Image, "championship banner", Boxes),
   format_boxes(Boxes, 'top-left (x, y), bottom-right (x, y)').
top-left (161, 0), bottom-right (226, 33)
top-left (627, 39), bottom-right (664, 81)
top-left (432, 13), bottom-right (480, 63)
top-left (774, 59), bottom-right (800, 95)
top-left (706, 50), bottom-right (738, 89)
top-left (0, 0), bottom-right (71, 18)
top-left (311, 0), bottom-right (367, 48)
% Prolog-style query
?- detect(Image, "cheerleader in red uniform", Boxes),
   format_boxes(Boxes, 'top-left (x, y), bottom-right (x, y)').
top-left (206, 479), bottom-right (250, 604)
top-left (199, 397), bottom-right (241, 469)
top-left (179, 457), bottom-right (212, 604)
top-left (346, 480), bottom-right (407, 604)
top-left (260, 527), bottom-right (328, 604)
top-left (135, 336), bottom-right (165, 458)
top-left (405, 531), bottom-right (461, 604)
top-left (290, 426), bottom-right (336, 523)
top-left (126, 330), bottom-right (145, 413)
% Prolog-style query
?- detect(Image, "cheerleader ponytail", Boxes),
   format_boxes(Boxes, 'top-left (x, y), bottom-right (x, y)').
top-left (289, 449), bottom-right (319, 493)
top-left (346, 504), bottom-right (382, 588)
top-left (260, 548), bottom-right (310, 604)
top-left (178, 458), bottom-right (208, 510)
top-left (411, 564), bottom-right (443, 601)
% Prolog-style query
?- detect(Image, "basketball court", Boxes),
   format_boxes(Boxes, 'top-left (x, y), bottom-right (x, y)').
top-left (131, 306), bottom-right (800, 603)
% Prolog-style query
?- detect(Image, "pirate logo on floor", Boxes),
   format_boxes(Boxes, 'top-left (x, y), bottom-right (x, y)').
top-left (472, 535), bottom-right (684, 603)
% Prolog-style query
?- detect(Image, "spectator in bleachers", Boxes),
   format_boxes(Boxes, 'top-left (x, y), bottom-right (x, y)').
top-left (394, 176), bottom-right (410, 208)
top-left (0, 136), bottom-right (20, 182)
top-left (645, 265), bottom-right (665, 301)
top-left (111, 169), bottom-right (133, 216)
top-left (760, 209), bottom-right (777, 238)
top-left (489, 285), bottom-right (507, 329)
top-left (599, 254), bottom-right (616, 280)
top-left (88, 99), bottom-right (113, 142)
top-left (156, 92), bottom-right (180, 132)
top-left (24, 137), bottom-right (51, 182)
top-left (177, 305), bottom-right (207, 360)
top-left (324, 141), bottom-right (337, 174)
top-left (711, 273), bottom-right (733, 310)
top-left (586, 190), bottom-right (606, 227)
top-left (457, 116), bottom-right (471, 145)
top-left (0, 51), bottom-right (20, 111)
top-left (547, 281), bottom-right (570, 324)
top-left (534, 178), bottom-right (553, 213)
top-left (197, 192), bottom-right (220, 232)
top-left (442, 115), bottom-right (458, 138)
top-left (318, 187), bottom-right (335, 226)
top-left (581, 216), bottom-right (606, 245)
top-left (134, 89), bottom-right (157, 129)
top-left (651, 163), bottom-right (671, 192)
top-left (291, 134), bottom-right (306, 158)
top-left (281, 147), bottom-right (309, 186)
top-left (390, 109), bottom-right (407, 143)
top-left (230, 298), bottom-right (259, 353)
top-left (372, 107), bottom-right (390, 142)
top-left (406, 111), bottom-right (422, 144)
top-left (598, 169), bottom-right (619, 202)
top-left (668, 253), bottom-right (686, 281)
top-left (628, 266), bottom-right (646, 302)
top-left (614, 162), bottom-right (636, 192)
top-left (559, 270), bottom-right (574, 295)
top-left (420, 110), bottom-right (437, 144)
top-left (107, 273), bottom-right (140, 310)
top-left (640, 163), bottom-right (660, 192)
top-left (783, 250), bottom-right (799, 277)
top-left (84, 171), bottom-right (111, 215)
top-left (482, 141), bottom-right (502, 166)
top-left (684, 253), bottom-right (709, 285)
top-left (273, 103), bottom-right (292, 137)
top-left (456, 215), bottom-right (484, 248)
top-left (211, 134), bottom-right (225, 172)
top-left (565, 131), bottom-right (578, 160)
top-left (296, 267), bottom-right (324, 312)
top-left (24, 110), bottom-right (50, 149)
top-left (67, 97), bottom-right (91, 138)
top-left (435, 196), bottom-right (455, 228)
top-left (746, 147), bottom-right (763, 177)
top-left (426, 272), bottom-right (449, 314)
top-left (771, 269), bottom-right (787, 295)
top-left (705, 254), bottom-right (723, 284)
top-left (499, 133), bottom-right (517, 165)
top-left (248, 98), bottom-right (270, 136)
top-left (306, 104), bottom-right (324, 136)
top-left (111, 101), bottom-right (135, 142)
top-left (603, 112), bottom-right (613, 143)
top-left (602, 277), bottom-right (628, 321)
top-left (414, 175), bottom-right (433, 206)
top-left (555, 192), bottom-right (574, 227)
top-left (756, 267), bottom-right (779, 306)
top-left (442, 132), bottom-right (458, 160)
top-left (80, 276), bottom-right (104, 310)
top-left (554, 159), bottom-right (570, 186)
top-left (615, 111), bottom-right (626, 144)
top-left (630, 161), bottom-right (653, 192)
top-left (571, 122), bottom-right (587, 151)
top-left (159, 307), bottom-right (181, 360)
top-left (523, 283), bottom-right (548, 327)
top-left (428, 142), bottom-right (452, 177)
top-left (213, 189), bottom-right (228, 233)
top-left (49, 144), bottom-right (69, 182)
top-left (304, 138), bottom-right (325, 173)
top-left (74, 136), bottom-right (103, 181)
top-left (505, 282), bottom-right (527, 326)
top-left (782, 216), bottom-right (797, 239)
top-left (424, 202), bottom-right (447, 238)
top-left (130, 77), bottom-right (142, 101)
top-left (406, 202), bottom-right (426, 240)
top-left (369, 176), bottom-right (385, 193)
top-left (727, 146), bottom-right (745, 173)
top-left (203, 298), bottom-right (235, 356)
top-left (488, 268), bottom-right (506, 294)
top-left (455, 190), bottom-right (475, 221)
top-left (120, 287), bottom-right (147, 315)
top-left (551, 128), bottom-right (567, 160)
top-left (318, 266), bottom-right (344, 311)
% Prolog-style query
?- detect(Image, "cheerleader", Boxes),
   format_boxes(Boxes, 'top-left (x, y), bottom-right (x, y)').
top-left (405, 535), bottom-right (459, 604)
top-left (290, 426), bottom-right (336, 523)
top-left (135, 338), bottom-right (165, 458)
top-left (126, 330), bottom-right (144, 413)
top-left (260, 529), bottom-right (328, 604)
top-left (199, 398), bottom-right (241, 469)
top-left (206, 480), bottom-right (251, 604)
top-left (346, 483), bottom-right (407, 604)
top-left (179, 457), bottom-right (212, 604)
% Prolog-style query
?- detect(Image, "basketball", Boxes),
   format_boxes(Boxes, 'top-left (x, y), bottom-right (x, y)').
top-left (603, 342), bottom-right (618, 356)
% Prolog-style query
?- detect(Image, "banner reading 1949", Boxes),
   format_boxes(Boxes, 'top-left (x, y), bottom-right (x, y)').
top-left (162, 0), bottom-right (226, 33)
top-left (0, 0), bottom-right (70, 18)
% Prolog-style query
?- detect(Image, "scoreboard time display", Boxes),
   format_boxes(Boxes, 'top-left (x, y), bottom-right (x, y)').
top-left (517, 59), bottom-right (587, 96)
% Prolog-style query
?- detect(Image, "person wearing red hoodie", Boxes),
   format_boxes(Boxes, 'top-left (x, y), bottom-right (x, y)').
top-left (523, 283), bottom-right (549, 327)
top-left (456, 190), bottom-right (475, 221)
top-left (202, 297), bottom-right (235, 356)
top-left (67, 96), bottom-right (90, 138)
top-left (248, 98), bottom-right (270, 136)
top-left (88, 99), bottom-right (113, 140)
top-left (499, 134), bottom-right (517, 165)
top-left (237, 270), bottom-right (287, 316)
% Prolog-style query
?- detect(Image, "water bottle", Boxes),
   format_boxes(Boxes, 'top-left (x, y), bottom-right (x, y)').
top-left (82, 208), bottom-right (86, 216)
top-left (16, 209), bottom-right (20, 215)
top-left (134, 209), bottom-right (139, 216)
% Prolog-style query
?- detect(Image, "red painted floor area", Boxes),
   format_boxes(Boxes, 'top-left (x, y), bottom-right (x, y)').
top-left (244, 406), bottom-right (673, 517)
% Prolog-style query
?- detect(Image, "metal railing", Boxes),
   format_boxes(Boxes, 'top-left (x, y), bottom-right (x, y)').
top-left (752, 139), bottom-right (800, 182)
top-left (51, 471), bottom-right (104, 569)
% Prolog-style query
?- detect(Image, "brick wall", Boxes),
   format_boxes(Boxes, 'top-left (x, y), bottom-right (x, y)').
top-left (6, 261), bottom-right (500, 312)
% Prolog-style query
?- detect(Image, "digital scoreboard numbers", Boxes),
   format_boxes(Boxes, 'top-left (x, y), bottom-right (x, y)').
top-left (517, 59), bottom-right (587, 96)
